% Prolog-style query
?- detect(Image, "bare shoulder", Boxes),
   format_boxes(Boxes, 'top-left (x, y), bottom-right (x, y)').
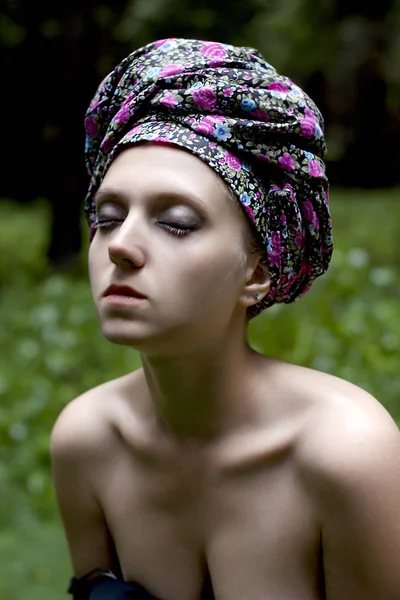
top-left (50, 370), bottom-right (144, 577)
top-left (50, 371), bottom-right (141, 461)
top-left (276, 367), bottom-right (400, 598)
top-left (288, 364), bottom-right (400, 490)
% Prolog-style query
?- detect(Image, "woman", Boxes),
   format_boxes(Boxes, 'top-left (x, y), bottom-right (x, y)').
top-left (51, 39), bottom-right (400, 600)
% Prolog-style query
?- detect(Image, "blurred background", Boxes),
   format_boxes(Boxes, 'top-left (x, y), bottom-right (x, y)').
top-left (0, 1), bottom-right (399, 598)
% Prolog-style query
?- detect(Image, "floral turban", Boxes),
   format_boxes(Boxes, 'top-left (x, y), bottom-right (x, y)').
top-left (84, 38), bottom-right (333, 317)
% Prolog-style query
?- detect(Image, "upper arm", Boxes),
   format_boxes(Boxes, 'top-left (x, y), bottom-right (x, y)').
top-left (305, 409), bottom-right (400, 600)
top-left (51, 398), bottom-right (120, 578)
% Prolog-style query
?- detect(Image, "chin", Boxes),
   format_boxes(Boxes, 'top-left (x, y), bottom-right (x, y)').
top-left (100, 319), bottom-right (174, 354)
top-left (102, 323), bottom-right (152, 348)
top-left (100, 316), bottom-right (206, 356)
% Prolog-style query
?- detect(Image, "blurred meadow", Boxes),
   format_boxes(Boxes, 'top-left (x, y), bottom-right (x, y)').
top-left (1, 187), bottom-right (399, 599)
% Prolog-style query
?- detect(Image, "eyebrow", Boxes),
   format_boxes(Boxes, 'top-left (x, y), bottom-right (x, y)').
top-left (93, 187), bottom-right (207, 210)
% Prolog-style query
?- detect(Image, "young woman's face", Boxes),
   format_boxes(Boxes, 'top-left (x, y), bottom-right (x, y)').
top-left (88, 143), bottom-right (253, 353)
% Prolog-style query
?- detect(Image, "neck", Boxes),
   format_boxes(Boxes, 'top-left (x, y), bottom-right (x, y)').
top-left (139, 323), bottom-right (258, 442)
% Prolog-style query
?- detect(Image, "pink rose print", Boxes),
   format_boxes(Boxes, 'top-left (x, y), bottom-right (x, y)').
top-left (243, 204), bottom-right (255, 222)
top-left (301, 199), bottom-right (314, 221)
top-left (250, 108), bottom-right (271, 122)
top-left (268, 231), bottom-right (282, 267)
top-left (160, 92), bottom-right (179, 107)
top-left (195, 118), bottom-right (214, 136)
top-left (195, 115), bottom-right (222, 136)
top-left (278, 153), bottom-right (295, 170)
top-left (304, 108), bottom-right (315, 119)
top-left (223, 88), bottom-right (233, 97)
top-left (127, 124), bottom-right (143, 136)
top-left (192, 87), bottom-right (217, 111)
top-left (271, 231), bottom-right (281, 250)
top-left (308, 159), bottom-right (323, 178)
top-left (299, 114), bottom-right (316, 138)
top-left (282, 182), bottom-right (296, 199)
top-left (114, 104), bottom-right (131, 125)
top-left (299, 260), bottom-right (314, 279)
top-left (121, 92), bottom-right (136, 107)
top-left (301, 199), bottom-right (319, 229)
top-left (199, 42), bottom-right (227, 62)
top-left (100, 135), bottom-right (116, 154)
top-left (268, 81), bottom-right (290, 93)
top-left (85, 116), bottom-right (99, 138)
top-left (153, 136), bottom-right (172, 144)
top-left (225, 151), bottom-right (242, 172)
top-left (159, 64), bottom-right (185, 77)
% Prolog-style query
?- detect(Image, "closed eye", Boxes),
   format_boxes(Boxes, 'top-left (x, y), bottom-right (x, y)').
top-left (95, 219), bottom-right (122, 231)
top-left (94, 219), bottom-right (196, 237)
top-left (158, 222), bottom-right (195, 237)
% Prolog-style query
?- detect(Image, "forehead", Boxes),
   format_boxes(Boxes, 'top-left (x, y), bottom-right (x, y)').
top-left (99, 143), bottom-right (235, 211)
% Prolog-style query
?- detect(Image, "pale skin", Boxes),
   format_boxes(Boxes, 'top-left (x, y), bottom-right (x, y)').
top-left (51, 144), bottom-right (400, 600)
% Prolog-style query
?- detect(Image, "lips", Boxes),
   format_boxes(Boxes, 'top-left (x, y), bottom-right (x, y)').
top-left (103, 284), bottom-right (147, 299)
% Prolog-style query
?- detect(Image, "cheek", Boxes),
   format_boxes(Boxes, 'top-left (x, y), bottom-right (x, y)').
top-left (162, 240), bottom-right (245, 305)
top-left (88, 245), bottom-right (96, 280)
top-left (88, 242), bottom-right (104, 293)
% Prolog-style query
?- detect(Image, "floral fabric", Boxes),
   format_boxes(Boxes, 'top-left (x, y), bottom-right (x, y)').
top-left (84, 38), bottom-right (333, 317)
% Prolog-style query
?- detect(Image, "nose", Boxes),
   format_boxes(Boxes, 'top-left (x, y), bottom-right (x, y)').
top-left (107, 219), bottom-right (146, 270)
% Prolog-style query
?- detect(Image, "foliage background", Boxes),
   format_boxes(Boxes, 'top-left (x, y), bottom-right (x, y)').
top-left (0, 0), bottom-right (399, 598)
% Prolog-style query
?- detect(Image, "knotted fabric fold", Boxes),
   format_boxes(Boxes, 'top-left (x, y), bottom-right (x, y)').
top-left (84, 38), bottom-right (333, 317)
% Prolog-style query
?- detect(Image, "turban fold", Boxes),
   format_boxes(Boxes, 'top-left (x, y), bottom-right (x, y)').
top-left (84, 38), bottom-right (333, 317)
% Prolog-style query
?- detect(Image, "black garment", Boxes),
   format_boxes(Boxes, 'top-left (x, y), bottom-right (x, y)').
top-left (68, 570), bottom-right (162, 600)
top-left (68, 568), bottom-right (215, 600)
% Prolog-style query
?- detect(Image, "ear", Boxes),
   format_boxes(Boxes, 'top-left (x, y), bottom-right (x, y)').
top-left (239, 256), bottom-right (270, 308)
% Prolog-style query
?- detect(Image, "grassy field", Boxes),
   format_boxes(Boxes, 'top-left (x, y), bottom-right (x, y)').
top-left (1, 187), bottom-right (399, 599)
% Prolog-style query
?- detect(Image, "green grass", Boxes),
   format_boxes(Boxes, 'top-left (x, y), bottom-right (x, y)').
top-left (1, 187), bottom-right (399, 599)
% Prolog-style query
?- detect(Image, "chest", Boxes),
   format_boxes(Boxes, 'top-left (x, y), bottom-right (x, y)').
top-left (98, 444), bottom-right (322, 600)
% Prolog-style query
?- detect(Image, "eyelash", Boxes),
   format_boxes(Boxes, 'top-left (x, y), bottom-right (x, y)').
top-left (159, 223), bottom-right (193, 237)
top-left (95, 219), bottom-right (121, 230)
top-left (94, 219), bottom-right (193, 237)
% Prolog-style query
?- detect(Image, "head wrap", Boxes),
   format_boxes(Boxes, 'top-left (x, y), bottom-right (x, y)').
top-left (84, 38), bottom-right (333, 317)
